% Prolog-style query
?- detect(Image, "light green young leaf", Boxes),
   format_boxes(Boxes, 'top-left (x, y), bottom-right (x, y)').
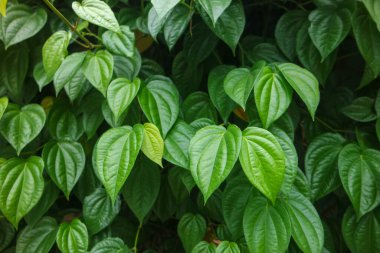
top-left (57, 218), bottom-right (88, 253)
top-left (0, 104), bottom-right (46, 155)
top-left (72, 0), bottom-right (120, 33)
top-left (338, 144), bottom-right (380, 218)
top-left (277, 63), bottom-right (320, 120)
top-left (102, 25), bottom-right (135, 58)
top-left (239, 127), bottom-right (285, 203)
top-left (82, 50), bottom-right (114, 97)
top-left (198, 0), bottom-right (232, 26)
top-left (178, 213), bottom-right (207, 253)
top-left (0, 157), bottom-right (45, 228)
top-left (93, 125), bottom-right (144, 204)
top-left (42, 141), bottom-right (86, 199)
top-left (0, 0), bottom-right (7, 16)
top-left (90, 237), bottom-right (130, 253)
top-left (141, 123), bottom-right (164, 167)
top-left (1, 4), bottom-right (47, 49)
top-left (0, 96), bottom-right (8, 120)
top-left (151, 0), bottom-right (180, 20)
top-left (42, 31), bottom-right (71, 78)
top-left (16, 217), bottom-right (58, 253)
top-left (107, 78), bottom-right (140, 122)
top-left (189, 125), bottom-right (242, 202)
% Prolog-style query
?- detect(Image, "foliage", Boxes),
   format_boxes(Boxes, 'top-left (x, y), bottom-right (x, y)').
top-left (0, 0), bottom-right (379, 252)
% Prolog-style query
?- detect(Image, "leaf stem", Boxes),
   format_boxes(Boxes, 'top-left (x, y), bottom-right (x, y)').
top-left (133, 223), bottom-right (143, 253)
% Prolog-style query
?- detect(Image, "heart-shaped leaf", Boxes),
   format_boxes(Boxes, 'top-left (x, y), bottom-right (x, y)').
top-left (198, 0), bottom-right (232, 25)
top-left (90, 237), bottom-right (130, 253)
top-left (56, 218), bottom-right (88, 253)
top-left (178, 213), bottom-right (207, 253)
top-left (141, 123), bottom-right (164, 167)
top-left (102, 25), bottom-right (135, 58)
top-left (151, 0), bottom-right (180, 20)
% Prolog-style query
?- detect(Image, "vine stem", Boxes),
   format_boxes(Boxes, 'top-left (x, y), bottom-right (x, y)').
top-left (42, 0), bottom-right (95, 49)
top-left (133, 223), bottom-right (143, 253)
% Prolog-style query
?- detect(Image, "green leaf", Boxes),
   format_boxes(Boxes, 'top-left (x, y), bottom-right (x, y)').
top-left (275, 10), bottom-right (308, 61)
top-left (342, 207), bottom-right (380, 253)
top-left (239, 127), bottom-right (285, 203)
top-left (254, 66), bottom-right (293, 128)
top-left (93, 125), bottom-right (144, 204)
top-left (178, 213), bottom-right (207, 253)
top-left (33, 62), bottom-right (53, 91)
top-left (151, 0), bottom-right (180, 20)
top-left (82, 50), bottom-right (114, 97)
top-left (362, 0), bottom-right (380, 31)
top-left (90, 237), bottom-right (130, 253)
top-left (107, 77), bottom-right (140, 122)
top-left (198, 0), bottom-right (231, 25)
top-left (223, 68), bottom-right (254, 111)
top-left (42, 31), bottom-right (71, 78)
top-left (305, 133), bottom-right (346, 201)
top-left (138, 78), bottom-right (180, 137)
top-left (0, 156), bottom-right (44, 228)
top-left (114, 52), bottom-right (142, 81)
top-left (0, 219), bottom-right (15, 252)
top-left (16, 217), bottom-right (58, 253)
top-left (0, 104), bottom-right (46, 155)
top-left (189, 125), bottom-right (241, 202)
top-left (197, 0), bottom-right (245, 53)
top-left (102, 100), bottom-right (128, 128)
top-left (1, 4), bottom-right (47, 49)
top-left (0, 96), bottom-right (8, 120)
top-left (57, 218), bottom-right (89, 253)
top-left (163, 120), bottom-right (195, 169)
top-left (83, 188), bottom-right (121, 235)
top-left (341, 97), bottom-right (377, 122)
top-left (376, 119), bottom-right (380, 142)
top-left (102, 26), bottom-right (135, 58)
top-left (338, 144), bottom-right (380, 218)
top-left (277, 63), bottom-right (320, 119)
top-left (147, 7), bottom-right (167, 40)
top-left (163, 5), bottom-right (193, 50)
top-left (42, 141), bottom-right (85, 199)
top-left (243, 196), bottom-right (291, 253)
top-left (352, 5), bottom-right (380, 76)
top-left (216, 241), bottom-right (240, 253)
top-left (308, 7), bottom-right (352, 59)
top-left (122, 156), bottom-right (160, 223)
top-left (54, 52), bottom-right (87, 98)
top-left (141, 123), bottom-right (164, 167)
top-left (285, 190), bottom-right (324, 253)
top-left (192, 241), bottom-right (216, 253)
top-left (182, 92), bottom-right (218, 123)
top-left (72, 0), bottom-right (120, 33)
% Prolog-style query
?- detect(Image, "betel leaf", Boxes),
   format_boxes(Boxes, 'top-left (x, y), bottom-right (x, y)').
top-left (0, 104), bottom-right (46, 155)
top-left (285, 190), bottom-right (324, 253)
top-left (189, 125), bottom-right (241, 202)
top-left (305, 133), bottom-right (346, 201)
top-left (57, 218), bottom-right (89, 253)
top-left (198, 0), bottom-right (232, 26)
top-left (72, 0), bottom-right (120, 33)
top-left (16, 217), bottom-right (58, 253)
top-left (83, 188), bottom-right (121, 235)
top-left (0, 96), bottom-right (8, 120)
top-left (42, 140), bottom-right (86, 199)
top-left (192, 241), bottom-right (216, 253)
top-left (42, 31), bottom-right (71, 78)
top-left (277, 63), bottom-right (320, 120)
top-left (239, 127), bottom-right (285, 203)
top-left (122, 156), bottom-right (160, 223)
top-left (254, 65), bottom-right (293, 128)
top-left (362, 0), bottom-right (380, 31)
top-left (342, 206), bottom-right (380, 253)
top-left (93, 125), bottom-right (144, 204)
top-left (138, 78), bottom-right (180, 137)
top-left (0, 156), bottom-right (44, 228)
top-left (243, 196), bottom-right (291, 253)
top-left (182, 92), bottom-right (218, 123)
top-left (197, 0), bottom-right (245, 53)
top-left (341, 97), bottom-right (377, 122)
top-left (147, 7), bottom-right (167, 40)
top-left (208, 65), bottom-right (236, 123)
top-left (178, 213), bottom-right (207, 253)
top-left (275, 10), bottom-right (308, 61)
top-left (33, 62), bottom-right (53, 91)
top-left (107, 77), bottom-right (140, 123)
top-left (338, 144), bottom-right (380, 218)
top-left (215, 241), bottom-right (240, 253)
top-left (54, 52), bottom-right (87, 98)
top-left (163, 120), bottom-right (195, 169)
top-left (352, 5), bottom-right (380, 76)
top-left (308, 7), bottom-right (352, 60)
top-left (90, 237), bottom-right (130, 253)
top-left (0, 219), bottom-right (15, 252)
top-left (102, 25), bottom-right (135, 58)
top-left (82, 50), bottom-right (114, 97)
top-left (151, 0), bottom-right (180, 20)
top-left (141, 123), bottom-right (164, 167)
top-left (163, 5), bottom-right (193, 50)
top-left (1, 4), bottom-right (47, 49)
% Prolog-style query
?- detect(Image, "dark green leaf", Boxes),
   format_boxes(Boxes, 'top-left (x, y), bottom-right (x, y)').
top-left (178, 213), bottom-right (207, 253)
top-left (341, 97), bottom-right (377, 122)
